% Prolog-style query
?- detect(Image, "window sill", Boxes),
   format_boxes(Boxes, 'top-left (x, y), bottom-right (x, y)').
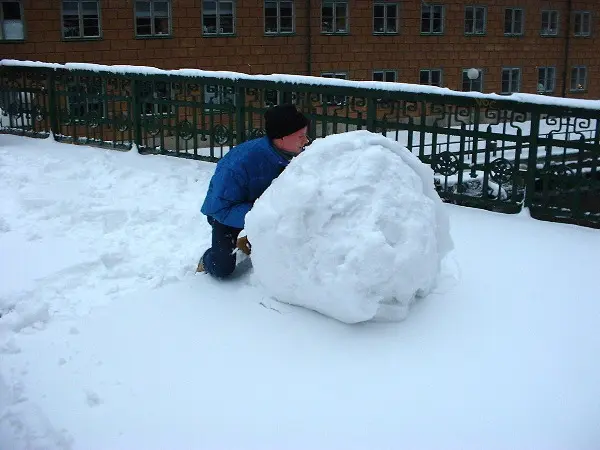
top-left (573, 34), bottom-right (592, 38)
top-left (202, 33), bottom-right (236, 38)
top-left (0, 39), bottom-right (26, 44)
top-left (569, 89), bottom-right (588, 93)
top-left (420, 32), bottom-right (445, 36)
top-left (135, 34), bottom-right (173, 40)
top-left (372, 32), bottom-right (399, 36)
top-left (503, 33), bottom-right (524, 37)
top-left (263, 32), bottom-right (296, 37)
top-left (540, 32), bottom-right (559, 37)
top-left (320, 31), bottom-right (350, 36)
top-left (62, 36), bottom-right (103, 42)
top-left (464, 32), bottom-right (487, 36)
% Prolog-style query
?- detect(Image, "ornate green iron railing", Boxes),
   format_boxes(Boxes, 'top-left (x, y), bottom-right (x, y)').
top-left (1, 60), bottom-right (599, 228)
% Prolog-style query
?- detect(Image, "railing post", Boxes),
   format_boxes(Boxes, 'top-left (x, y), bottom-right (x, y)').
top-left (235, 82), bottom-right (245, 145)
top-left (47, 69), bottom-right (59, 139)
top-left (366, 97), bottom-right (376, 133)
top-left (525, 111), bottom-right (541, 208)
top-left (131, 78), bottom-right (142, 151)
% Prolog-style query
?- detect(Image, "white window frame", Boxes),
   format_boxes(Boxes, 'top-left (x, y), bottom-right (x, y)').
top-left (420, 68), bottom-right (443, 87)
top-left (504, 8), bottom-right (523, 36)
top-left (464, 5), bottom-right (486, 35)
top-left (321, 1), bottom-right (348, 34)
top-left (573, 11), bottom-right (591, 37)
top-left (570, 66), bottom-right (587, 91)
top-left (537, 67), bottom-right (556, 93)
top-left (421, 4), bottom-right (444, 34)
top-left (461, 68), bottom-right (483, 92)
top-left (135, 0), bottom-right (171, 37)
top-left (203, 0), bottom-right (236, 36)
top-left (62, 0), bottom-right (102, 39)
top-left (0, 0), bottom-right (25, 41)
top-left (501, 67), bottom-right (521, 94)
top-left (373, 2), bottom-right (398, 35)
top-left (264, 0), bottom-right (294, 35)
top-left (540, 10), bottom-right (558, 36)
top-left (373, 70), bottom-right (397, 83)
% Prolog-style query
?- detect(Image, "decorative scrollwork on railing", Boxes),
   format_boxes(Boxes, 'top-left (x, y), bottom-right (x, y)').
top-left (454, 106), bottom-right (473, 125)
top-left (488, 158), bottom-right (514, 185)
top-left (204, 84), bottom-right (235, 106)
top-left (429, 103), bottom-right (450, 126)
top-left (171, 82), bottom-right (183, 99)
top-left (86, 111), bottom-right (100, 128)
top-left (245, 87), bottom-right (261, 104)
top-left (185, 83), bottom-right (201, 98)
top-left (143, 115), bottom-right (162, 137)
top-left (247, 127), bottom-right (266, 140)
top-left (548, 164), bottom-right (575, 178)
top-left (483, 106), bottom-right (501, 125)
top-left (25, 71), bottom-right (48, 90)
top-left (404, 101), bottom-right (419, 115)
top-left (115, 113), bottom-right (130, 132)
top-left (349, 97), bottom-right (367, 116)
top-left (543, 116), bottom-right (594, 139)
top-left (5, 70), bottom-right (23, 89)
top-left (34, 105), bottom-right (46, 122)
top-left (212, 124), bottom-right (230, 145)
top-left (177, 119), bottom-right (194, 140)
top-left (432, 151), bottom-right (460, 176)
top-left (508, 110), bottom-right (528, 127)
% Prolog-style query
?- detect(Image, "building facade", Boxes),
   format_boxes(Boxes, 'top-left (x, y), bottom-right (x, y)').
top-left (1, 0), bottom-right (598, 98)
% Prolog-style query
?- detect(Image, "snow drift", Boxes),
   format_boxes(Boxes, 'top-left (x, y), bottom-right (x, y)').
top-left (244, 130), bottom-right (453, 323)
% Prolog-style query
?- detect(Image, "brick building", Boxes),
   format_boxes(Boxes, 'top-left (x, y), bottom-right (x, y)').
top-left (1, 0), bottom-right (599, 98)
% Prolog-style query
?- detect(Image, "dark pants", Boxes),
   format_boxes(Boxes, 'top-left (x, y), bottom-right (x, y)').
top-left (201, 216), bottom-right (243, 278)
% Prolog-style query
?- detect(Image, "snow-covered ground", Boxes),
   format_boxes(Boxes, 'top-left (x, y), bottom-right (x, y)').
top-left (1, 134), bottom-right (599, 449)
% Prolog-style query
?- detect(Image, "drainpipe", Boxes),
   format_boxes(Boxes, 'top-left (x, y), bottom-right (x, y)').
top-left (561, 0), bottom-right (572, 97)
top-left (306, 0), bottom-right (312, 76)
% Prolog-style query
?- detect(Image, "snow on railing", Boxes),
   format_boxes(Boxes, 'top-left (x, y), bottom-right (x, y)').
top-left (2, 58), bottom-right (600, 111)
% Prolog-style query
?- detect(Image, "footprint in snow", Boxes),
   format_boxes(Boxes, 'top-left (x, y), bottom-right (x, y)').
top-left (85, 390), bottom-right (103, 407)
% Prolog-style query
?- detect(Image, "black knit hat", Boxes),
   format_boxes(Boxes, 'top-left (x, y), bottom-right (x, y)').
top-left (264, 104), bottom-right (309, 139)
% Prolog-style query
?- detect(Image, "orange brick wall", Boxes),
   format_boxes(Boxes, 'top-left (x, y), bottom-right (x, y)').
top-left (2, 0), bottom-right (599, 99)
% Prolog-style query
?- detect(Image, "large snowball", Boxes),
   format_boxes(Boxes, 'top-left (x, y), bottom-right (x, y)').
top-left (244, 130), bottom-right (453, 324)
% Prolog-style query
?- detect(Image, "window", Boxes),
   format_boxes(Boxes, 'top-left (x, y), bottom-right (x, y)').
top-left (0, 1), bottom-right (24, 40)
top-left (321, 72), bottom-right (347, 105)
top-left (537, 67), bottom-right (555, 93)
top-left (504, 8), bottom-right (523, 35)
top-left (420, 69), bottom-right (442, 87)
top-left (203, 0), bottom-right (235, 35)
top-left (373, 2), bottom-right (397, 34)
top-left (421, 4), bottom-right (443, 34)
top-left (570, 66), bottom-right (587, 91)
top-left (373, 70), bottom-right (396, 82)
top-left (501, 68), bottom-right (520, 94)
top-left (135, 0), bottom-right (170, 37)
top-left (541, 10), bottom-right (558, 36)
top-left (321, 1), bottom-right (348, 34)
top-left (264, 0), bottom-right (293, 34)
top-left (462, 69), bottom-right (483, 92)
top-left (573, 11), bottom-right (591, 37)
top-left (62, 1), bottom-right (101, 39)
top-left (465, 5), bottom-right (486, 35)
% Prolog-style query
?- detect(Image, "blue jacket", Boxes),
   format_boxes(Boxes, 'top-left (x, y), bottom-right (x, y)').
top-left (201, 137), bottom-right (290, 229)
